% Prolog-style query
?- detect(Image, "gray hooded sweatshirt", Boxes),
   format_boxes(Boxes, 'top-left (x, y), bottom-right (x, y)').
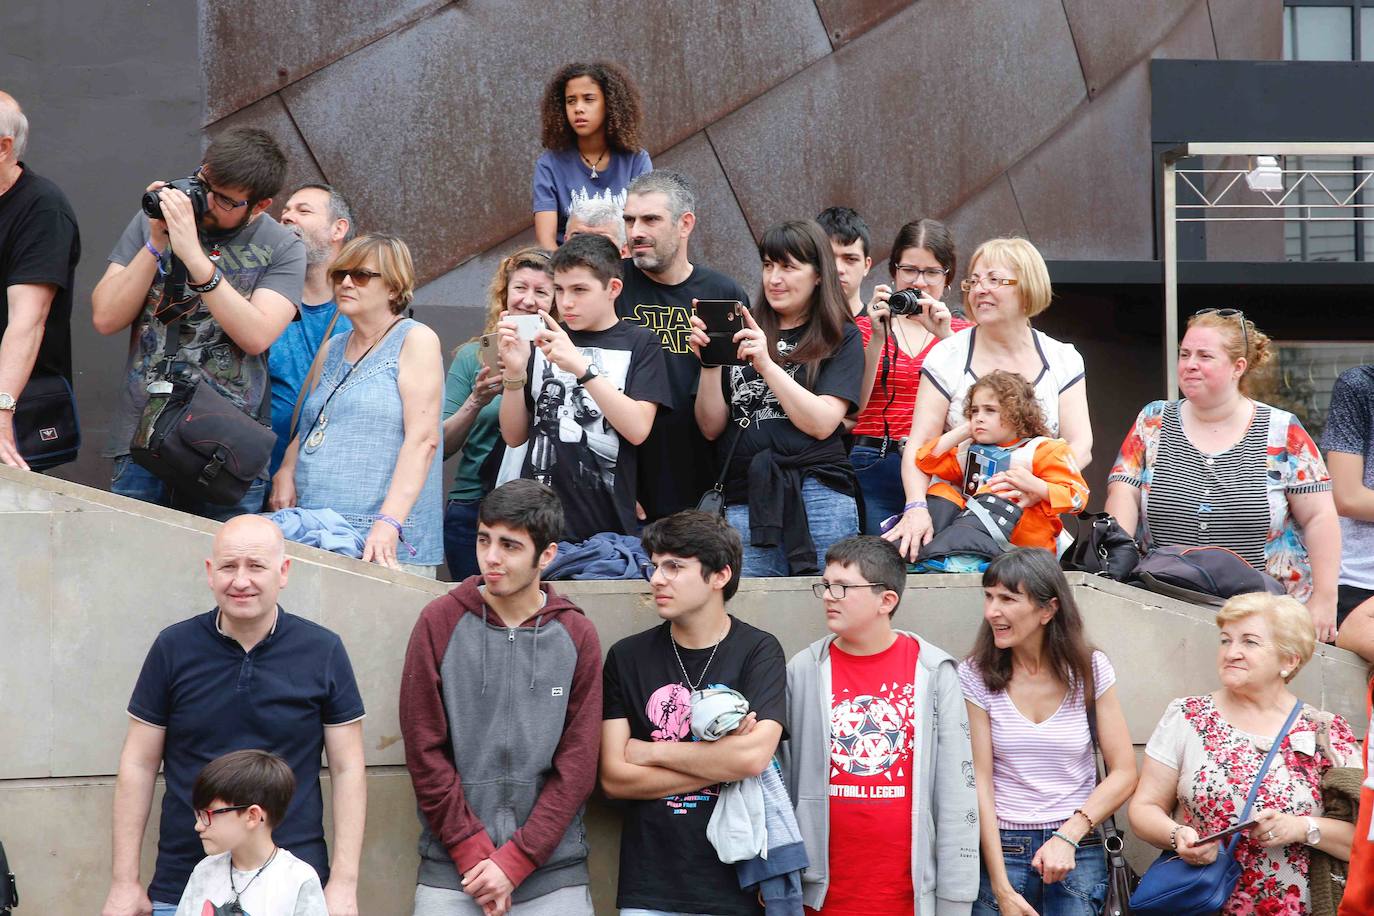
top-left (780, 630), bottom-right (980, 915)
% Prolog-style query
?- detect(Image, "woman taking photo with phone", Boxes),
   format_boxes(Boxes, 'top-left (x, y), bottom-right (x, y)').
top-left (533, 61), bottom-right (652, 250)
top-left (270, 233), bottom-right (445, 575)
top-left (690, 219), bottom-right (864, 576)
top-left (1129, 592), bottom-right (1358, 913)
top-left (960, 548), bottom-right (1137, 916)
top-left (439, 246), bottom-right (554, 579)
top-left (852, 218), bottom-right (972, 534)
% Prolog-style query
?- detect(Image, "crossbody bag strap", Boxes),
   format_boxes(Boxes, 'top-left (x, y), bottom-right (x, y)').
top-left (287, 310), bottom-right (341, 441)
top-left (1085, 671), bottom-right (1127, 842)
top-left (708, 389), bottom-right (756, 494)
top-left (1227, 698), bottom-right (1305, 853)
top-left (966, 497), bottom-right (1014, 552)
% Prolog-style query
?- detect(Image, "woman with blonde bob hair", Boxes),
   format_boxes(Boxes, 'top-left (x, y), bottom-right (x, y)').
top-left (1130, 592), bottom-right (1358, 913)
top-left (439, 246), bottom-right (554, 578)
top-left (886, 236), bottom-right (1093, 560)
top-left (271, 233), bottom-right (446, 574)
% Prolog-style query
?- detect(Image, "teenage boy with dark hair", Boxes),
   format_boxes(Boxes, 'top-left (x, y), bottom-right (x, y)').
top-left (497, 233), bottom-right (670, 543)
top-left (92, 126), bottom-right (305, 519)
top-left (400, 479), bottom-right (602, 916)
top-left (782, 535), bottom-right (979, 915)
top-left (600, 510), bottom-right (787, 916)
top-left (176, 749), bottom-right (327, 916)
top-left (618, 169), bottom-right (751, 521)
top-left (816, 206), bottom-right (872, 318)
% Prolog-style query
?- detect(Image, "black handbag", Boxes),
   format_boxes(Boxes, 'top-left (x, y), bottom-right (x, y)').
top-left (1061, 512), bottom-right (1139, 580)
top-left (130, 314), bottom-right (274, 506)
top-left (1087, 691), bottom-right (1139, 916)
top-left (0, 839), bottom-right (17, 914)
top-left (1131, 545), bottom-right (1285, 607)
top-left (14, 372), bottom-right (80, 471)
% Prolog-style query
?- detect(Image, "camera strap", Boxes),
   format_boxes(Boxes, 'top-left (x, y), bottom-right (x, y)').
top-left (151, 254), bottom-right (196, 326)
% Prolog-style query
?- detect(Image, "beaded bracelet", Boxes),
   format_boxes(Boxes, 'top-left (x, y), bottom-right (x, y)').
top-left (1170, 825), bottom-right (1183, 850)
top-left (1072, 808), bottom-right (1096, 831)
top-left (1051, 830), bottom-right (1079, 849)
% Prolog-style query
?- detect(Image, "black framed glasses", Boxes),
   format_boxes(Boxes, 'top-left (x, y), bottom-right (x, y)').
top-left (1193, 308), bottom-right (1249, 358)
top-left (195, 804), bottom-right (250, 826)
top-left (812, 581), bottom-right (886, 600)
top-left (193, 168), bottom-right (250, 212)
top-left (330, 267), bottom-right (384, 287)
top-left (893, 265), bottom-right (949, 283)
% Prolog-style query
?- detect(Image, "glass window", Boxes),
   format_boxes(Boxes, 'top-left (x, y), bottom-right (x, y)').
top-left (1284, 6), bottom-right (1354, 61)
top-left (1252, 341), bottom-right (1374, 440)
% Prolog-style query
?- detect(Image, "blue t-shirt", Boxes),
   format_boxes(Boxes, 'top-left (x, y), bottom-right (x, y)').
top-left (127, 608), bottom-right (366, 903)
top-left (532, 147), bottom-right (653, 242)
top-left (268, 301), bottom-right (352, 475)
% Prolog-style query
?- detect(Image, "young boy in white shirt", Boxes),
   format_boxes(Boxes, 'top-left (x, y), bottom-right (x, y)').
top-left (175, 749), bottom-right (327, 916)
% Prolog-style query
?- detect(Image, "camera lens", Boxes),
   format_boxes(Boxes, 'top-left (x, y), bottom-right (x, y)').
top-left (887, 288), bottom-right (924, 316)
top-left (140, 190), bottom-right (164, 220)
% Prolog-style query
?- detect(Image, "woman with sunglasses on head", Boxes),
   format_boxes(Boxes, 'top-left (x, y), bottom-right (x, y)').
top-left (851, 218), bottom-right (972, 534)
top-left (270, 233), bottom-right (445, 576)
top-left (1104, 309), bottom-right (1340, 641)
top-left (439, 246), bottom-right (554, 580)
top-left (884, 237), bottom-right (1093, 560)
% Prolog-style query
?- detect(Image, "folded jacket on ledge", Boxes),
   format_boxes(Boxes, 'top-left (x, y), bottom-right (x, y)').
top-left (263, 507), bottom-right (365, 558)
top-left (541, 532), bottom-right (648, 580)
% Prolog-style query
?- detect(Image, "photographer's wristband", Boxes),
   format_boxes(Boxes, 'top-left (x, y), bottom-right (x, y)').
top-left (144, 240), bottom-right (166, 277)
top-left (187, 267), bottom-right (223, 295)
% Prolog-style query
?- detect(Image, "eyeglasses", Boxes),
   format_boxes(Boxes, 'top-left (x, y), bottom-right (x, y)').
top-left (1193, 308), bottom-right (1249, 358)
top-left (330, 268), bottom-right (384, 287)
top-left (640, 559), bottom-right (695, 582)
top-left (195, 804), bottom-right (250, 827)
top-left (812, 581), bottom-right (886, 600)
top-left (960, 274), bottom-right (1019, 293)
top-left (894, 265), bottom-right (949, 283)
top-left (193, 168), bottom-right (250, 213)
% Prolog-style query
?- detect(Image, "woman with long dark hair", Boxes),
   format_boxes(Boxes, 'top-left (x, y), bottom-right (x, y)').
top-left (960, 548), bottom-right (1137, 916)
top-left (690, 219), bottom-right (865, 576)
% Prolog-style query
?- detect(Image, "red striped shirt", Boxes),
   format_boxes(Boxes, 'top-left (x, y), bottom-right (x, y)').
top-left (852, 315), bottom-right (973, 438)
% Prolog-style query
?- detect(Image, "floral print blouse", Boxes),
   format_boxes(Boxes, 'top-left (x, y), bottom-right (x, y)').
top-left (1145, 695), bottom-right (1359, 915)
top-left (1109, 399), bottom-right (1331, 600)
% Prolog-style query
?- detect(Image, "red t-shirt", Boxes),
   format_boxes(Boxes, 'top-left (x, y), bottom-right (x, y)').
top-left (852, 316), bottom-right (973, 438)
top-left (811, 634), bottom-right (920, 916)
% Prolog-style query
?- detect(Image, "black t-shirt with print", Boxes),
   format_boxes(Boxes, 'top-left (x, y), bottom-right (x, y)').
top-left (520, 318), bottom-right (671, 542)
top-left (719, 320), bottom-right (864, 499)
top-left (603, 617), bottom-right (788, 916)
top-left (0, 164), bottom-right (80, 383)
top-left (617, 260), bottom-right (752, 521)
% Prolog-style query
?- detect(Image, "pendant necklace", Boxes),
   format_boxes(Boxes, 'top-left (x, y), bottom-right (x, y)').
top-left (581, 148), bottom-right (607, 180)
top-left (671, 621), bottom-right (728, 692)
top-left (303, 316), bottom-right (404, 449)
top-left (227, 845), bottom-right (278, 914)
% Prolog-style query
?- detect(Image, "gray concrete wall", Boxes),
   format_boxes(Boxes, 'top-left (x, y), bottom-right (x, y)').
top-left (0, 465), bottom-right (1365, 915)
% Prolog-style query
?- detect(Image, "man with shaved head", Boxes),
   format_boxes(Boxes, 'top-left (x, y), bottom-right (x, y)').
top-left (101, 516), bottom-right (367, 916)
top-left (0, 90), bottom-right (80, 469)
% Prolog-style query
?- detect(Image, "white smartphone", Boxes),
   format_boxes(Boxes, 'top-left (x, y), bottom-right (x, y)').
top-left (510, 314), bottom-right (543, 341)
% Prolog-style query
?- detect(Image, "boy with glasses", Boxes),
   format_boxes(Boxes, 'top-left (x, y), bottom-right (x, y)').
top-left (600, 510), bottom-right (786, 916)
top-left (175, 749), bottom-right (327, 916)
top-left (782, 535), bottom-right (978, 916)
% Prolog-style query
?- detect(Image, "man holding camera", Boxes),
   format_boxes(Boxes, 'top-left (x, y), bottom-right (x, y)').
top-left (91, 126), bottom-right (304, 519)
top-left (0, 90), bottom-right (81, 470)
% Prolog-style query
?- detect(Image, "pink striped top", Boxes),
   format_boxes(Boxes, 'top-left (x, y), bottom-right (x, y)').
top-left (958, 651), bottom-right (1115, 829)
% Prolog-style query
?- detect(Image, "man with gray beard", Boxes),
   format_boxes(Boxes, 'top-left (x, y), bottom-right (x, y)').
top-left (616, 169), bottom-right (750, 521)
top-left (268, 183), bottom-right (354, 476)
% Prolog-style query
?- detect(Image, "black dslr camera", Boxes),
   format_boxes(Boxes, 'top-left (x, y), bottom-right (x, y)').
top-left (141, 175), bottom-right (209, 220)
top-left (887, 288), bottom-right (926, 316)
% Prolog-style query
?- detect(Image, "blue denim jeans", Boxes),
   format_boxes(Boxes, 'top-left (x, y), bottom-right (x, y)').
top-left (725, 477), bottom-right (859, 577)
top-left (152, 903), bottom-right (177, 916)
top-left (850, 443), bottom-right (906, 535)
top-left (973, 828), bottom-right (1108, 916)
top-left (443, 498), bottom-right (481, 581)
top-left (111, 455), bottom-right (266, 521)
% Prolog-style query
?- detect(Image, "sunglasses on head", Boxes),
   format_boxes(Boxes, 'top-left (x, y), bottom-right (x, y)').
top-left (1193, 307), bottom-right (1249, 357)
top-left (330, 267), bottom-right (383, 287)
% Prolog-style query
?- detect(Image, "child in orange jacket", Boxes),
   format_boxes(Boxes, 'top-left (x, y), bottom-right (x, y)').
top-left (914, 369), bottom-right (1088, 552)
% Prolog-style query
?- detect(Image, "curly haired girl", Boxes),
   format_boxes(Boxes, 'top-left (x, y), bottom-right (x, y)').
top-left (914, 369), bottom-right (1088, 551)
top-left (533, 61), bottom-right (652, 250)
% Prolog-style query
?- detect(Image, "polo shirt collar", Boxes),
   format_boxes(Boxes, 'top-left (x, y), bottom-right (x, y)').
top-left (212, 604), bottom-right (285, 649)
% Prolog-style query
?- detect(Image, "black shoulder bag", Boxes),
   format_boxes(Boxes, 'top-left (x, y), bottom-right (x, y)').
top-left (129, 259), bottom-right (275, 505)
top-left (14, 372), bottom-right (81, 471)
top-left (0, 839), bottom-right (16, 914)
top-left (1087, 677), bottom-right (1140, 916)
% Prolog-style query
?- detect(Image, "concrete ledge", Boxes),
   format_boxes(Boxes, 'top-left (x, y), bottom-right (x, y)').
top-left (0, 466), bottom-right (1365, 914)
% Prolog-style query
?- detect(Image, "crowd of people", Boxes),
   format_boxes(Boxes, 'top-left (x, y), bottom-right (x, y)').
top-left (3, 55), bottom-right (1374, 915)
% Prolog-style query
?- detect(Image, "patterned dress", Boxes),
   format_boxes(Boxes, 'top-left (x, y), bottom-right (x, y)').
top-left (1144, 695), bottom-right (1359, 915)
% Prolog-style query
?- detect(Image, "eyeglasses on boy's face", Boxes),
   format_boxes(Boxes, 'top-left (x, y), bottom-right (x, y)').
top-left (640, 558), bottom-right (696, 582)
top-left (812, 581), bottom-right (885, 600)
top-left (195, 804), bottom-right (250, 827)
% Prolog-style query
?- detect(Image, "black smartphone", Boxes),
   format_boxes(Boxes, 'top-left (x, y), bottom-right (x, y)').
top-left (1195, 819), bottom-right (1259, 845)
top-left (695, 299), bottom-right (746, 367)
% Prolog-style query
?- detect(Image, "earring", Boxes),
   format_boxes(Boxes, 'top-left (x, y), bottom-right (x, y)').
top-left (1280, 670), bottom-right (1289, 678)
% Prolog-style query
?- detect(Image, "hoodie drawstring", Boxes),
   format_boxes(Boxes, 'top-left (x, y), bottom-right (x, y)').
top-left (480, 605), bottom-right (489, 697)
top-left (529, 615), bottom-right (542, 690)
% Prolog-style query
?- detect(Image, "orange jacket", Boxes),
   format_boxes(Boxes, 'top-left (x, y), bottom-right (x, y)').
top-left (914, 436), bottom-right (1088, 552)
top-left (1340, 679), bottom-right (1374, 915)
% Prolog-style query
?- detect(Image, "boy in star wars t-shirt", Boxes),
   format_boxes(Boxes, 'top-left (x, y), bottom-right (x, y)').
top-left (782, 536), bottom-right (979, 916)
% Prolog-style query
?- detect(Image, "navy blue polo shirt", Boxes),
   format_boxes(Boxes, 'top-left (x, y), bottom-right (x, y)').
top-left (127, 607), bottom-right (365, 903)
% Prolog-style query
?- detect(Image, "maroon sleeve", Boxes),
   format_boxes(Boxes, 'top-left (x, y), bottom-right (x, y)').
top-left (490, 611), bottom-right (604, 887)
top-left (399, 596), bottom-right (496, 874)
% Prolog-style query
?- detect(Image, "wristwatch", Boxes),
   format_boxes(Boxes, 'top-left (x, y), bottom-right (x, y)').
top-left (0, 392), bottom-right (15, 411)
top-left (576, 364), bottom-right (601, 386)
top-left (1305, 816), bottom-right (1322, 845)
